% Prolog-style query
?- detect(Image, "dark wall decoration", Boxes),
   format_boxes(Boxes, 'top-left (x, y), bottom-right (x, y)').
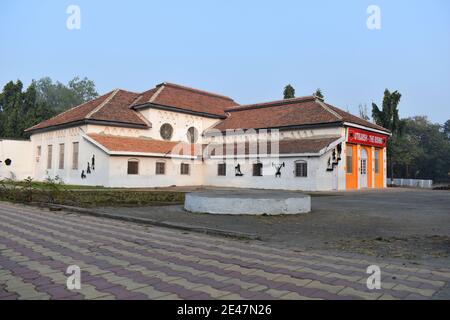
top-left (235, 163), bottom-right (244, 176)
top-left (272, 162), bottom-right (285, 178)
top-left (91, 155), bottom-right (95, 171)
top-left (87, 162), bottom-right (91, 174)
top-left (81, 170), bottom-right (86, 179)
top-left (4, 159), bottom-right (12, 166)
top-left (327, 143), bottom-right (342, 171)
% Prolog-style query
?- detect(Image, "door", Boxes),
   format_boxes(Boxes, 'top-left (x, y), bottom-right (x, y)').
top-left (360, 148), bottom-right (368, 188)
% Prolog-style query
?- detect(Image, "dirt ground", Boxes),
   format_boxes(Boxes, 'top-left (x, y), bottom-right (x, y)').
top-left (96, 188), bottom-right (450, 266)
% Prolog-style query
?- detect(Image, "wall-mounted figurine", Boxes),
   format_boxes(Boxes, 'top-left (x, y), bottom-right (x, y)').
top-left (91, 155), bottom-right (95, 171)
top-left (235, 163), bottom-right (244, 176)
top-left (87, 162), bottom-right (91, 174)
top-left (81, 170), bottom-right (86, 179)
top-left (272, 162), bottom-right (285, 178)
top-left (336, 143), bottom-right (342, 160)
top-left (327, 157), bottom-right (334, 171)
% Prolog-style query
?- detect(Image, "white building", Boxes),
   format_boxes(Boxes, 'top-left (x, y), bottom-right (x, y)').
top-left (0, 82), bottom-right (390, 191)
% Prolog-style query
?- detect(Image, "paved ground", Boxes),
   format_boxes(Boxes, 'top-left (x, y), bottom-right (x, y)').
top-left (92, 188), bottom-right (450, 265)
top-left (1, 201), bottom-right (450, 300)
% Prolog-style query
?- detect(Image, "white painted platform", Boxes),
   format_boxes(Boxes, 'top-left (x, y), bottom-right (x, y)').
top-left (184, 190), bottom-right (311, 215)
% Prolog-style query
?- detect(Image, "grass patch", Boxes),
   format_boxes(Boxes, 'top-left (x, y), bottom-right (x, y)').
top-left (0, 178), bottom-right (184, 207)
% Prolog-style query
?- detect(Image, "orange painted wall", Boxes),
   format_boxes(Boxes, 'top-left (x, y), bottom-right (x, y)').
top-left (374, 148), bottom-right (384, 188)
top-left (345, 144), bottom-right (358, 190)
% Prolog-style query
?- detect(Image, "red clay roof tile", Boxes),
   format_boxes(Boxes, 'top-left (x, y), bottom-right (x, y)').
top-left (212, 96), bottom-right (390, 133)
top-left (131, 82), bottom-right (238, 116)
top-left (87, 133), bottom-right (200, 157)
top-left (206, 137), bottom-right (341, 156)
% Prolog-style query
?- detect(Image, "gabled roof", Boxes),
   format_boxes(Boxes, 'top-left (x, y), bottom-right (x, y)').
top-left (25, 89), bottom-right (148, 133)
top-left (130, 82), bottom-right (238, 117)
top-left (26, 82), bottom-right (238, 133)
top-left (211, 96), bottom-right (390, 133)
top-left (86, 133), bottom-right (200, 157)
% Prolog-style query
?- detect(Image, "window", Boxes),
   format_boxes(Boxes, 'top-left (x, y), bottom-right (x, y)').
top-left (253, 162), bottom-right (263, 176)
top-left (295, 161), bottom-right (308, 177)
top-left (36, 146), bottom-right (41, 163)
top-left (217, 163), bottom-right (226, 176)
top-left (181, 163), bottom-right (190, 175)
top-left (346, 145), bottom-right (353, 174)
top-left (59, 144), bottom-right (65, 169)
top-left (72, 142), bottom-right (79, 170)
top-left (155, 162), bottom-right (165, 175)
top-left (160, 123), bottom-right (173, 141)
top-left (374, 149), bottom-right (380, 174)
top-left (127, 160), bottom-right (139, 175)
top-left (47, 145), bottom-right (53, 169)
top-left (187, 127), bottom-right (199, 143)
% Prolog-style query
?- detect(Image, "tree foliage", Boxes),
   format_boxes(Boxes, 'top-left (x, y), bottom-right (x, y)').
top-left (34, 76), bottom-right (98, 113)
top-left (372, 89), bottom-right (404, 179)
top-left (283, 84), bottom-right (295, 99)
top-left (444, 119), bottom-right (450, 138)
top-left (0, 77), bottom-right (98, 139)
top-left (393, 117), bottom-right (450, 181)
top-left (372, 89), bottom-right (450, 181)
top-left (314, 88), bottom-right (324, 99)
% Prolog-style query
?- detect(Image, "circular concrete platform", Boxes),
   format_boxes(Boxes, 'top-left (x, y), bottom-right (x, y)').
top-left (184, 190), bottom-right (311, 215)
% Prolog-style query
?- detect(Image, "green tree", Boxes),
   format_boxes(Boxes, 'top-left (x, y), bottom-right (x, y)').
top-left (444, 119), bottom-right (450, 139)
top-left (34, 76), bottom-right (98, 112)
top-left (0, 80), bottom-right (24, 138)
top-left (0, 76), bottom-right (97, 139)
top-left (372, 89), bottom-right (403, 179)
top-left (395, 117), bottom-right (450, 181)
top-left (283, 84), bottom-right (295, 99)
top-left (314, 88), bottom-right (324, 99)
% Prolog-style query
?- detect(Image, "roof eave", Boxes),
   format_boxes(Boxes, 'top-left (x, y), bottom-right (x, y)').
top-left (205, 121), bottom-right (344, 136)
top-left (132, 102), bottom-right (227, 119)
top-left (25, 119), bottom-right (149, 134)
top-left (343, 122), bottom-right (391, 135)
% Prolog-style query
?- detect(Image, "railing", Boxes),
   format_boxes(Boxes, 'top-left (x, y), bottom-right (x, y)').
top-left (389, 178), bottom-right (433, 189)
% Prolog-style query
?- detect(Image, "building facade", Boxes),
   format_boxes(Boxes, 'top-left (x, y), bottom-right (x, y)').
top-left (0, 82), bottom-right (390, 191)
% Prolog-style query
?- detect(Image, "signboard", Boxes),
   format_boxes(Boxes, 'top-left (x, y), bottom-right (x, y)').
top-left (347, 127), bottom-right (388, 147)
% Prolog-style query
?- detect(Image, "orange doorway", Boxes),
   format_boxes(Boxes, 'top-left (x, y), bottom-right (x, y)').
top-left (374, 148), bottom-right (384, 188)
top-left (345, 144), bottom-right (357, 190)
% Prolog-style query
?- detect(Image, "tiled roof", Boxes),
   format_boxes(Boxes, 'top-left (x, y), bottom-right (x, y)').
top-left (323, 103), bottom-right (389, 132)
top-left (130, 82), bottom-right (238, 116)
top-left (212, 96), bottom-right (390, 133)
top-left (26, 89), bottom-right (148, 132)
top-left (87, 133), bottom-right (199, 157)
top-left (26, 83), bottom-right (389, 135)
top-left (206, 137), bottom-right (341, 156)
top-left (26, 82), bottom-right (238, 132)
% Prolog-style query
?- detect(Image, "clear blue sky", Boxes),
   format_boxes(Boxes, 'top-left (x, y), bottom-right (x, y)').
top-left (1, 0), bottom-right (449, 123)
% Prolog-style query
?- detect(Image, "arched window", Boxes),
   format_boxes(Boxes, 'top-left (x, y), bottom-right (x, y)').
top-left (160, 123), bottom-right (173, 141)
top-left (127, 159), bottom-right (139, 175)
top-left (187, 127), bottom-right (199, 143)
top-left (295, 160), bottom-right (307, 177)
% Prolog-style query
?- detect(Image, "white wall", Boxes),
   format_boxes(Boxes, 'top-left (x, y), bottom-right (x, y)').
top-left (29, 126), bottom-right (110, 186)
top-left (0, 139), bottom-right (33, 180)
top-left (89, 108), bottom-right (220, 143)
top-left (202, 150), bottom-right (344, 191)
top-left (107, 156), bottom-right (203, 188)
